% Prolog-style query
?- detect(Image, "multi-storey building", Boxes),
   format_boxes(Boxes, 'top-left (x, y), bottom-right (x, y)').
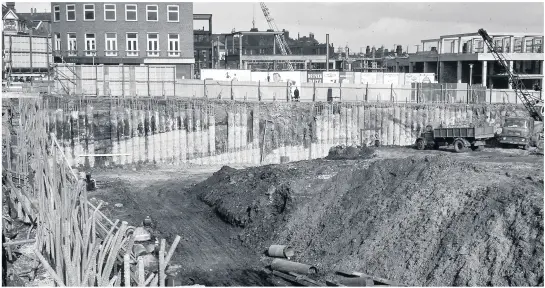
top-left (50, 2), bottom-right (194, 78)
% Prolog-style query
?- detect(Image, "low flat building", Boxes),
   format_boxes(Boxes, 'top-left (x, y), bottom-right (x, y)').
top-left (408, 31), bottom-right (544, 88)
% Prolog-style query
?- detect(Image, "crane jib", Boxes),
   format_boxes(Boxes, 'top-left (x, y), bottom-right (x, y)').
top-left (478, 28), bottom-right (543, 121)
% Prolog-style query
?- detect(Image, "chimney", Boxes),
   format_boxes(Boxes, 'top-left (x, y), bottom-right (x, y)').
top-left (396, 45), bottom-right (402, 56)
top-left (6, 2), bottom-right (15, 12)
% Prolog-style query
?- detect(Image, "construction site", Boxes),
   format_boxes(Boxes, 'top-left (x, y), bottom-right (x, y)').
top-left (2, 2), bottom-right (544, 287)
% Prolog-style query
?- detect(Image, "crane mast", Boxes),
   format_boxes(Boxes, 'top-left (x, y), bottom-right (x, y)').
top-left (259, 2), bottom-right (294, 71)
top-left (478, 28), bottom-right (543, 121)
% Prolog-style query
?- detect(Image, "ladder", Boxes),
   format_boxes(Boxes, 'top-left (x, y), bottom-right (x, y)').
top-left (478, 28), bottom-right (543, 121)
top-left (259, 2), bottom-right (294, 71)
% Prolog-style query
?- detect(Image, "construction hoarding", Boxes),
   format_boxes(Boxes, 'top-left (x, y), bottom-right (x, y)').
top-left (339, 72), bottom-right (355, 84)
top-left (360, 73), bottom-right (378, 85)
top-left (201, 69), bottom-right (252, 81)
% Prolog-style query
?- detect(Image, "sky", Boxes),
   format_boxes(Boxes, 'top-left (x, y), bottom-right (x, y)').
top-left (11, 1), bottom-right (545, 53)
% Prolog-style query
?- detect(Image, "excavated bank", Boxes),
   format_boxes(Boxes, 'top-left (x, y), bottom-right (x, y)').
top-left (195, 154), bottom-right (544, 286)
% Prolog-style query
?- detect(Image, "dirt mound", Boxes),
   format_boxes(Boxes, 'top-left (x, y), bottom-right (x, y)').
top-left (194, 154), bottom-right (544, 286)
top-left (325, 145), bottom-right (376, 160)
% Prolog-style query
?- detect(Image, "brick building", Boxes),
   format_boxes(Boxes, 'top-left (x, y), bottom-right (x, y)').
top-left (50, 2), bottom-right (194, 78)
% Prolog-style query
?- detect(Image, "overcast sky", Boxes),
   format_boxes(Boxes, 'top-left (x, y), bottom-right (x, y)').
top-left (13, 1), bottom-right (545, 53)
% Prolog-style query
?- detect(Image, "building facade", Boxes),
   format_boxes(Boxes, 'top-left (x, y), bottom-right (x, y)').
top-left (408, 32), bottom-right (544, 88)
top-left (50, 2), bottom-right (195, 78)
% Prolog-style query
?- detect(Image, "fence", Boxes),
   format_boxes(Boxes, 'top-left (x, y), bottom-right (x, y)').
top-left (2, 98), bottom-right (181, 286)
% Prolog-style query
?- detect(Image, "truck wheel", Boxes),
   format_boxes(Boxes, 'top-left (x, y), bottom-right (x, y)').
top-left (454, 139), bottom-right (467, 153)
top-left (416, 139), bottom-right (425, 150)
top-left (471, 145), bottom-right (483, 151)
top-left (433, 143), bottom-right (440, 150)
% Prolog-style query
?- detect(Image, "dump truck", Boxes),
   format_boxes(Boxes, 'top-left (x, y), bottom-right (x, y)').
top-left (415, 125), bottom-right (496, 153)
top-left (499, 117), bottom-right (544, 150)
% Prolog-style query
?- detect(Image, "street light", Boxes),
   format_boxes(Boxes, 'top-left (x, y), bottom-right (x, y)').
top-left (469, 64), bottom-right (474, 86)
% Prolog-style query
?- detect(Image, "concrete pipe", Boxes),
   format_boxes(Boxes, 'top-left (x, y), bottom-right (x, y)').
top-left (271, 259), bottom-right (318, 275)
top-left (341, 277), bottom-right (374, 287)
top-left (268, 245), bottom-right (295, 258)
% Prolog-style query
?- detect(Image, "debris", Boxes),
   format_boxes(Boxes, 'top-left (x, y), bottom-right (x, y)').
top-left (114, 203), bottom-right (123, 208)
top-left (271, 259), bottom-right (318, 275)
top-left (132, 244), bottom-right (147, 257)
top-left (268, 245), bottom-right (295, 258)
top-left (133, 227), bottom-right (151, 242)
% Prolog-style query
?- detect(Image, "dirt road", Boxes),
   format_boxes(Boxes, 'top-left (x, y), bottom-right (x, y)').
top-left (89, 165), bottom-right (273, 286)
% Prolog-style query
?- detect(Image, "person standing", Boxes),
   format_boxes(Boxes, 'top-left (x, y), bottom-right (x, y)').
top-left (293, 87), bottom-right (300, 102)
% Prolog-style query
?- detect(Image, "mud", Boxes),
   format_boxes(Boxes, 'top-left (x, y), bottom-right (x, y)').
top-left (195, 149), bottom-right (544, 286)
top-left (325, 145), bottom-right (376, 160)
top-left (88, 165), bottom-right (275, 286)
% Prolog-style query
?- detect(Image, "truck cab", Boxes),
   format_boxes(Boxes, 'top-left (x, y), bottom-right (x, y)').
top-left (499, 117), bottom-right (544, 149)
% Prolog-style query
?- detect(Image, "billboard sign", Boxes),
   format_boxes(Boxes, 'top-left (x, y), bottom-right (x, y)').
top-left (307, 71), bottom-right (323, 83)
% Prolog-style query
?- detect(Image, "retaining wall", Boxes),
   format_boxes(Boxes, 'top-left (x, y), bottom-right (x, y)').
top-left (41, 98), bottom-right (528, 168)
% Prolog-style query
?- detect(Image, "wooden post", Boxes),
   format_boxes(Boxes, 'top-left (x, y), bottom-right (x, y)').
top-left (416, 83), bottom-right (420, 103)
top-left (313, 81), bottom-right (316, 102)
top-left (122, 64), bottom-right (125, 97)
top-left (147, 66), bottom-right (150, 97)
top-left (286, 82), bottom-right (290, 102)
top-left (258, 80), bottom-right (261, 101)
top-left (440, 84), bottom-right (444, 103)
top-left (203, 79), bottom-right (207, 98)
top-left (47, 35), bottom-right (51, 94)
top-left (95, 64), bottom-right (98, 96)
top-left (230, 80), bottom-right (234, 100)
top-left (173, 67), bottom-right (176, 97)
top-left (365, 83), bottom-right (369, 102)
top-left (29, 35), bottom-right (34, 89)
top-left (489, 84), bottom-right (493, 103)
top-left (390, 83), bottom-right (393, 102)
top-left (339, 81), bottom-right (342, 102)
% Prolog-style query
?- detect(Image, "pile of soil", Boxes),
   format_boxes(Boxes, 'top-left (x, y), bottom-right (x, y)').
top-left (325, 145), bottom-right (376, 160)
top-left (194, 154), bottom-right (544, 286)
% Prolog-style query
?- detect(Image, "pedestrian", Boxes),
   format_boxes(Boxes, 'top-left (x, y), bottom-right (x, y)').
top-left (267, 73), bottom-right (270, 82)
top-left (293, 87), bottom-right (300, 102)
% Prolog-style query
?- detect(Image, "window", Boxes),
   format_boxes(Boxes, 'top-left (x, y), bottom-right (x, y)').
top-left (84, 4), bottom-right (95, 21)
top-left (168, 34), bottom-right (180, 56)
top-left (125, 4), bottom-right (137, 21)
top-left (104, 4), bottom-right (116, 21)
top-left (147, 33), bottom-right (159, 56)
top-left (105, 33), bottom-right (117, 56)
top-left (54, 33), bottom-right (61, 52)
top-left (66, 4), bottom-right (75, 21)
top-left (126, 33), bottom-right (138, 56)
top-left (53, 5), bottom-right (60, 22)
top-left (167, 5), bottom-right (179, 22)
top-left (146, 5), bottom-right (158, 21)
top-left (84, 33), bottom-right (96, 56)
top-left (67, 33), bottom-right (77, 56)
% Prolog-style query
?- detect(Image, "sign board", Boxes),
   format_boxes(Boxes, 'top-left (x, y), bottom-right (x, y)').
top-left (323, 71), bottom-right (339, 83)
top-left (339, 72), bottom-right (355, 84)
top-left (360, 73), bottom-right (378, 84)
top-left (405, 73), bottom-right (436, 84)
top-left (307, 71), bottom-right (323, 83)
top-left (383, 73), bottom-right (400, 85)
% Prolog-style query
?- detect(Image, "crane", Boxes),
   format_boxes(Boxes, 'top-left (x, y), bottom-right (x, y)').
top-left (478, 28), bottom-right (543, 121)
top-left (259, 2), bottom-right (294, 71)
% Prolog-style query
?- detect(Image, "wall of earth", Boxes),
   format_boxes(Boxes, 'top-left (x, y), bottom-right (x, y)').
top-left (40, 97), bottom-right (528, 168)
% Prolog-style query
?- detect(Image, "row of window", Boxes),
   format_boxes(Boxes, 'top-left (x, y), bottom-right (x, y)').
top-left (53, 33), bottom-right (182, 57)
top-left (53, 4), bottom-right (180, 22)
